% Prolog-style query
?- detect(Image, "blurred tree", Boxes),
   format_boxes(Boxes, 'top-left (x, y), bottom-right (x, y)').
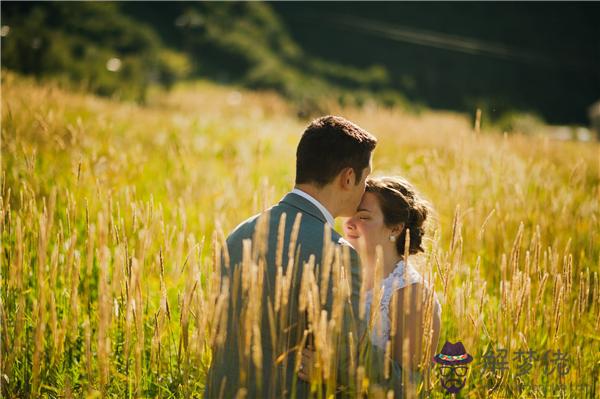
top-left (3, 2), bottom-right (597, 125)
top-left (1, 2), bottom-right (190, 101)
top-left (121, 2), bottom-right (397, 115)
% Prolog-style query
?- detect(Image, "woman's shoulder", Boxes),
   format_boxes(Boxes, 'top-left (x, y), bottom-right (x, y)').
top-left (391, 263), bottom-right (441, 308)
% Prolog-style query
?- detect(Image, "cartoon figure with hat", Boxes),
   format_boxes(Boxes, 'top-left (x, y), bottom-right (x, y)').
top-left (432, 341), bottom-right (473, 394)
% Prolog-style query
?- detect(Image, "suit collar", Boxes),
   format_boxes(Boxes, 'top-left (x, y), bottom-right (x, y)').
top-left (290, 188), bottom-right (335, 226)
top-left (280, 191), bottom-right (330, 225)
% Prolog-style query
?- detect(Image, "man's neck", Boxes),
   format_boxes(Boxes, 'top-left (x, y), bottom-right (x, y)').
top-left (294, 183), bottom-right (339, 218)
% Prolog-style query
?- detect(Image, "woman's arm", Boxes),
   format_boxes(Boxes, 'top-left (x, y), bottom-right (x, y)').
top-left (392, 283), bottom-right (441, 372)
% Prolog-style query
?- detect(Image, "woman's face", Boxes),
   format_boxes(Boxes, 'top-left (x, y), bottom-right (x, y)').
top-left (343, 192), bottom-right (394, 257)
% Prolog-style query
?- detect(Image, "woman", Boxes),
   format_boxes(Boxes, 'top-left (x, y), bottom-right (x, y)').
top-left (299, 176), bottom-right (442, 387)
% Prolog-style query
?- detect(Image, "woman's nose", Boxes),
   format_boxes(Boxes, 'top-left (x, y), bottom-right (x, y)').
top-left (345, 218), bottom-right (356, 230)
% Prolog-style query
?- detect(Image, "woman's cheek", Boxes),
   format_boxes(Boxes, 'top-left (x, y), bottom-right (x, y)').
top-left (359, 223), bottom-right (370, 237)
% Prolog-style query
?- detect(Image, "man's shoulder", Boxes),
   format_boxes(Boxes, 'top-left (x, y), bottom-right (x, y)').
top-left (226, 201), bottom-right (357, 255)
top-left (226, 201), bottom-right (297, 241)
top-left (228, 212), bottom-right (261, 238)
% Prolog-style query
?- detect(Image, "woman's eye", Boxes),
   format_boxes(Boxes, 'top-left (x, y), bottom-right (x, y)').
top-left (359, 216), bottom-right (369, 220)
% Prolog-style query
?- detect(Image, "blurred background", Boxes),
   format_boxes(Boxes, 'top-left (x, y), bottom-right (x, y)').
top-left (2, 2), bottom-right (600, 137)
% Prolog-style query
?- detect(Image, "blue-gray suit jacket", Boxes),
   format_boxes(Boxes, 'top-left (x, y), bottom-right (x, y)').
top-left (205, 192), bottom-right (402, 398)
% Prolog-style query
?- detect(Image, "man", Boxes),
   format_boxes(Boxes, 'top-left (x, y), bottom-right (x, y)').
top-left (205, 115), bottom-right (402, 398)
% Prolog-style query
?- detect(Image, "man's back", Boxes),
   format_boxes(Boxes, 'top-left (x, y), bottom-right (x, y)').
top-left (204, 192), bottom-right (362, 398)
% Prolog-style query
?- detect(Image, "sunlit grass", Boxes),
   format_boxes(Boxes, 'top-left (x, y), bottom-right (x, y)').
top-left (1, 70), bottom-right (598, 398)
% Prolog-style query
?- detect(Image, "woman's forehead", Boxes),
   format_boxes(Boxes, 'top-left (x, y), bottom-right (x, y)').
top-left (358, 192), bottom-right (380, 211)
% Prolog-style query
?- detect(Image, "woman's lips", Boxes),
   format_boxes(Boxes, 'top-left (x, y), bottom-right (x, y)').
top-left (346, 235), bottom-right (359, 240)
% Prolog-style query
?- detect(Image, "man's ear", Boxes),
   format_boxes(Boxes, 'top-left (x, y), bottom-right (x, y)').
top-left (339, 167), bottom-right (356, 189)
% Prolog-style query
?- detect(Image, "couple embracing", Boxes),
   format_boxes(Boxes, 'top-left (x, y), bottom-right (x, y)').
top-left (205, 116), bottom-right (441, 398)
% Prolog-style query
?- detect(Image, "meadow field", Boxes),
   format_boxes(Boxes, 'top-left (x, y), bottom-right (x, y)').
top-left (1, 70), bottom-right (599, 398)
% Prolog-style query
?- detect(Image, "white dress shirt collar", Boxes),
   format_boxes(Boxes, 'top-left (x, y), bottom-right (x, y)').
top-left (290, 188), bottom-right (335, 227)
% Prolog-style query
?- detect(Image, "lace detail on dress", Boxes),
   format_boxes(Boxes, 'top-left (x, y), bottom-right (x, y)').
top-left (364, 260), bottom-right (425, 350)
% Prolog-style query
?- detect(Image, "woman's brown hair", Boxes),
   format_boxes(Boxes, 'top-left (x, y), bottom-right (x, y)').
top-left (366, 176), bottom-right (431, 255)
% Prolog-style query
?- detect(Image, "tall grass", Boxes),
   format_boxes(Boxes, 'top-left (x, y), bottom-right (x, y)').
top-left (1, 70), bottom-right (599, 397)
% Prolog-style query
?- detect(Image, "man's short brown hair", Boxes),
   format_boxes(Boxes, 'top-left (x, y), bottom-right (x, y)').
top-left (295, 115), bottom-right (377, 187)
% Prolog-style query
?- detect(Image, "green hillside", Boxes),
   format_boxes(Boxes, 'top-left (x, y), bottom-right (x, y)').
top-left (2, 2), bottom-right (599, 125)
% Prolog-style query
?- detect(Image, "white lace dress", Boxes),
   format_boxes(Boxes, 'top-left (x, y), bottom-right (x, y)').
top-left (364, 260), bottom-right (438, 351)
